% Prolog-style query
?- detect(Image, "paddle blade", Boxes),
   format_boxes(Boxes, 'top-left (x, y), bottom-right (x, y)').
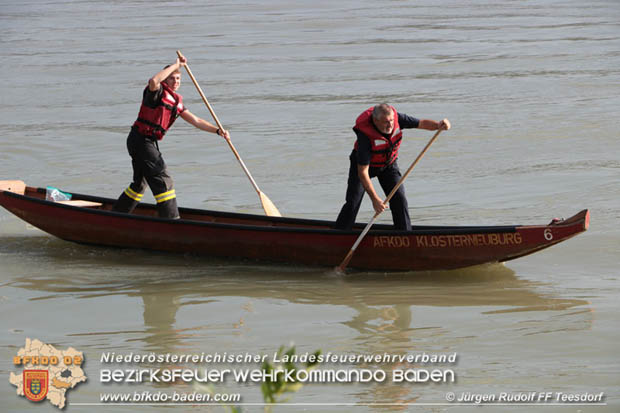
top-left (259, 191), bottom-right (281, 217)
top-left (333, 265), bottom-right (347, 276)
top-left (336, 250), bottom-right (355, 274)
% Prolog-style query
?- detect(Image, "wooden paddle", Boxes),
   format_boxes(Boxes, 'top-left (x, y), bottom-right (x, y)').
top-left (336, 129), bottom-right (443, 273)
top-left (176, 50), bottom-right (282, 217)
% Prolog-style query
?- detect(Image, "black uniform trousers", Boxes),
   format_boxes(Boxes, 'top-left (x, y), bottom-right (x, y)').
top-left (335, 152), bottom-right (411, 231)
top-left (112, 129), bottom-right (180, 219)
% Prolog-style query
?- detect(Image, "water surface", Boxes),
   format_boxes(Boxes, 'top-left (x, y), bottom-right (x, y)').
top-left (1, 0), bottom-right (619, 411)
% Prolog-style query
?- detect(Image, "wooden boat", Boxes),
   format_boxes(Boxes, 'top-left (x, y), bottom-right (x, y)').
top-left (0, 180), bottom-right (589, 271)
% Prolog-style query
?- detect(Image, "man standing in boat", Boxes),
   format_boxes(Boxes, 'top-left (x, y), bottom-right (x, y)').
top-left (335, 104), bottom-right (450, 231)
top-left (113, 55), bottom-right (230, 219)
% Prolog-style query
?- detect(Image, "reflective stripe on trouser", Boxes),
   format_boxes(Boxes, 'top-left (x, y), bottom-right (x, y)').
top-left (154, 189), bottom-right (176, 203)
top-left (154, 189), bottom-right (179, 219)
top-left (112, 183), bottom-right (145, 215)
top-left (124, 186), bottom-right (144, 202)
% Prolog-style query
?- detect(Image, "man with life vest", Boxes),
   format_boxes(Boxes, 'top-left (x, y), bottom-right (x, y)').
top-left (335, 104), bottom-right (450, 230)
top-left (112, 55), bottom-right (230, 219)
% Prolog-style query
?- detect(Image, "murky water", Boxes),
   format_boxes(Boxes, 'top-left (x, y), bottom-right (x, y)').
top-left (1, 0), bottom-right (619, 411)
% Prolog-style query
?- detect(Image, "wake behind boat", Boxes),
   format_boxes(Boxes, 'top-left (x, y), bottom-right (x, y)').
top-left (0, 180), bottom-right (588, 272)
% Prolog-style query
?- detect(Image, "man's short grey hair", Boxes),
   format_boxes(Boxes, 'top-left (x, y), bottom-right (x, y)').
top-left (372, 103), bottom-right (392, 120)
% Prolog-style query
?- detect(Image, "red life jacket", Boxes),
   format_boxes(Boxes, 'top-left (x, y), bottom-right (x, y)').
top-left (353, 106), bottom-right (402, 168)
top-left (133, 82), bottom-right (185, 140)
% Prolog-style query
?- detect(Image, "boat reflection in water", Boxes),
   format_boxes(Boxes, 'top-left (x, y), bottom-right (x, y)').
top-left (6, 237), bottom-right (592, 406)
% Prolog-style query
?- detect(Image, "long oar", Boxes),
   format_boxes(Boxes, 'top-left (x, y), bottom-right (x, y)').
top-left (336, 129), bottom-right (443, 273)
top-left (176, 50), bottom-right (281, 217)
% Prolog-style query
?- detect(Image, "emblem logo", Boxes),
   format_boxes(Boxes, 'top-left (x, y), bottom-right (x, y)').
top-left (10, 339), bottom-right (87, 409)
top-left (23, 370), bottom-right (49, 402)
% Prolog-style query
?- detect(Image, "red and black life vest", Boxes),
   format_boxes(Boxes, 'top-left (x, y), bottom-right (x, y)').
top-left (353, 106), bottom-right (402, 168)
top-left (133, 82), bottom-right (185, 140)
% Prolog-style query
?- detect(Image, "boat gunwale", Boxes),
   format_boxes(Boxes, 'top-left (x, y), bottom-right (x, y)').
top-left (1, 188), bottom-right (584, 237)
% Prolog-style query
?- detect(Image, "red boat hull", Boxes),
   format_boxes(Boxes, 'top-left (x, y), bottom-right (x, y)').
top-left (0, 183), bottom-right (588, 271)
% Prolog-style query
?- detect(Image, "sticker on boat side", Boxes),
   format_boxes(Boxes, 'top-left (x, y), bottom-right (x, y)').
top-left (415, 233), bottom-right (523, 248)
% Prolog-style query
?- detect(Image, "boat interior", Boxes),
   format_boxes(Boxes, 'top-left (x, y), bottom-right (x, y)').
top-left (0, 180), bottom-right (541, 234)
